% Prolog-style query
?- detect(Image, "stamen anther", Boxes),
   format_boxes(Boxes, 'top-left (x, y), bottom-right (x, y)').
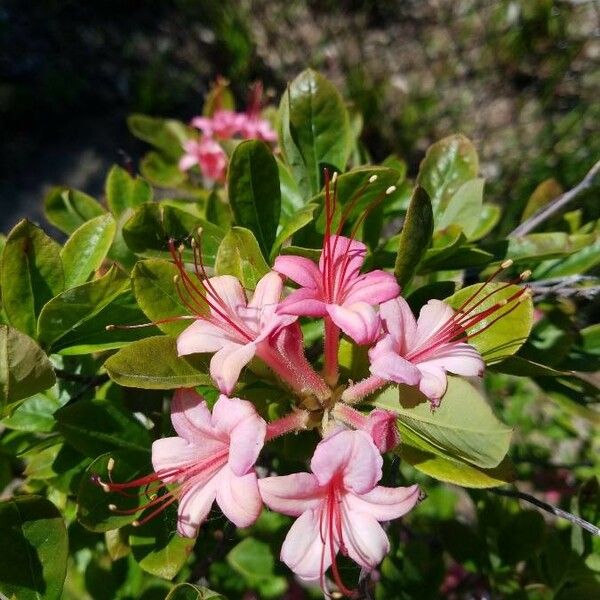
top-left (105, 324), bottom-right (115, 331)
top-left (108, 504), bottom-right (117, 511)
top-left (132, 520), bottom-right (141, 527)
top-left (520, 270), bottom-right (532, 281)
top-left (331, 172), bottom-right (338, 183)
top-left (385, 185), bottom-right (396, 195)
top-left (501, 259), bottom-right (514, 269)
top-left (107, 457), bottom-right (115, 472)
top-left (368, 174), bottom-right (378, 183)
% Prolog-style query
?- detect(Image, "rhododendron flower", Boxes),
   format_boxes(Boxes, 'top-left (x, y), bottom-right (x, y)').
top-left (191, 109), bottom-right (243, 139)
top-left (260, 429), bottom-right (419, 595)
top-left (333, 404), bottom-right (400, 453)
top-left (369, 297), bottom-right (484, 404)
top-left (98, 389), bottom-right (266, 538)
top-left (236, 111), bottom-right (277, 142)
top-left (178, 137), bottom-right (227, 182)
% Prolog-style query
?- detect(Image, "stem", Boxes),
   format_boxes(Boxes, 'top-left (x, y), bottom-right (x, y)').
top-left (489, 488), bottom-right (600, 537)
top-left (266, 410), bottom-right (310, 441)
top-left (510, 160), bottom-right (600, 237)
top-left (323, 317), bottom-right (340, 387)
top-left (342, 375), bottom-right (388, 405)
top-left (332, 403), bottom-right (368, 430)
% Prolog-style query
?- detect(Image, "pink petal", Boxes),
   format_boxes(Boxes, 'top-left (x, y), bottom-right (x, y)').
top-left (170, 388), bottom-right (214, 441)
top-left (419, 342), bottom-right (484, 377)
top-left (277, 287), bottom-right (327, 317)
top-left (176, 476), bottom-right (219, 537)
top-left (346, 484), bottom-right (420, 521)
top-left (206, 275), bottom-right (247, 317)
top-left (281, 509), bottom-right (334, 582)
top-left (151, 436), bottom-right (205, 479)
top-left (209, 342), bottom-right (256, 395)
top-left (365, 409), bottom-right (401, 453)
top-left (311, 429), bottom-right (382, 495)
top-left (274, 255), bottom-right (322, 289)
top-left (176, 319), bottom-right (231, 356)
top-left (369, 347), bottom-right (421, 386)
top-left (327, 302), bottom-right (380, 345)
top-left (344, 270), bottom-right (400, 306)
top-left (259, 473), bottom-right (323, 516)
top-left (417, 363), bottom-right (448, 402)
top-left (380, 296), bottom-right (418, 352)
top-left (211, 395), bottom-right (258, 434)
top-left (340, 509), bottom-right (389, 571)
top-left (415, 299), bottom-right (455, 346)
top-left (190, 116), bottom-right (214, 135)
top-left (178, 154), bottom-right (198, 171)
top-left (216, 467), bottom-right (262, 528)
top-left (321, 235), bottom-right (366, 280)
top-left (249, 271), bottom-right (284, 310)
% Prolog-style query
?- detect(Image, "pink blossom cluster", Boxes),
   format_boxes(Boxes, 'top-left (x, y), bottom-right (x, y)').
top-left (178, 84), bottom-right (276, 183)
top-left (99, 176), bottom-right (530, 596)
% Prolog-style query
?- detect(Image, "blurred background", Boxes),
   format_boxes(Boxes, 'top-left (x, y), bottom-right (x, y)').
top-left (1, 0), bottom-right (598, 232)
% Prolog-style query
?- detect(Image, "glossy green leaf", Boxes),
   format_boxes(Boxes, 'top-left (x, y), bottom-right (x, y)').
top-left (215, 227), bottom-right (270, 289)
top-left (521, 178), bottom-right (563, 222)
top-left (60, 214), bottom-right (116, 288)
top-left (132, 259), bottom-right (199, 336)
top-left (55, 398), bottom-right (151, 457)
top-left (446, 282), bottom-right (533, 363)
top-left (437, 178), bottom-right (484, 238)
top-left (416, 134), bottom-right (479, 217)
top-left (419, 225), bottom-right (465, 271)
top-left (0, 325), bottom-right (56, 413)
top-left (271, 203), bottom-right (318, 259)
top-left (206, 191), bottom-right (233, 229)
top-left (228, 140), bottom-right (281, 256)
top-left (394, 186), bottom-right (433, 287)
top-left (534, 237), bottom-right (600, 278)
top-left (104, 335), bottom-right (212, 389)
top-left (490, 355), bottom-right (569, 377)
top-left (0, 495), bottom-right (68, 600)
top-left (469, 203), bottom-right (501, 241)
top-left (166, 584), bottom-right (227, 600)
top-left (105, 165), bottom-right (153, 216)
top-left (278, 69), bottom-right (350, 198)
top-left (1, 389), bottom-right (67, 432)
top-left (277, 157), bottom-right (304, 220)
top-left (374, 377), bottom-right (512, 469)
top-left (44, 187), bottom-right (105, 235)
top-left (78, 451), bottom-right (150, 532)
top-left (1, 219), bottom-right (64, 338)
top-left (141, 151), bottom-right (187, 188)
top-left (104, 528), bottom-right (130, 561)
top-left (127, 115), bottom-right (190, 160)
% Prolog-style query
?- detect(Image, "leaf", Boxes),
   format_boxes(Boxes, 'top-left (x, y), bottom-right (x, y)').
top-left (78, 451), bottom-right (150, 532)
top-left (55, 398), bottom-right (151, 457)
top-left (446, 282), bottom-right (533, 363)
top-left (416, 134), bottom-right (479, 217)
top-left (105, 529), bottom-right (130, 561)
top-left (0, 325), bottom-right (56, 414)
top-left (400, 446), bottom-right (515, 488)
top-left (215, 227), bottom-right (270, 289)
top-left (132, 259), bottom-right (199, 336)
top-left (206, 191), bottom-right (233, 229)
top-left (228, 140), bottom-right (281, 257)
top-left (141, 151), bottom-right (188, 188)
top-left (521, 178), bottom-right (563, 222)
top-left (105, 165), bottom-right (153, 216)
top-left (271, 203), bottom-right (318, 259)
top-left (498, 511), bottom-right (546, 564)
top-left (0, 495), bottom-right (68, 600)
top-left (394, 186), bottom-right (433, 287)
top-left (490, 355), bottom-right (569, 377)
top-left (373, 377), bottom-right (512, 469)
top-left (1, 389), bottom-right (67, 432)
top-left (469, 204), bottom-right (501, 241)
top-left (166, 583), bottom-right (227, 600)
top-left (277, 157), bottom-right (304, 220)
top-left (1, 219), bottom-right (64, 338)
top-left (104, 335), bottom-right (212, 389)
top-left (44, 187), bottom-right (105, 235)
top-left (127, 115), bottom-right (190, 160)
top-left (60, 214), bottom-right (117, 288)
top-left (278, 69), bottom-right (350, 198)
top-left (130, 508), bottom-right (195, 580)
top-left (437, 178), bottom-right (485, 238)
top-left (534, 237), bottom-right (600, 278)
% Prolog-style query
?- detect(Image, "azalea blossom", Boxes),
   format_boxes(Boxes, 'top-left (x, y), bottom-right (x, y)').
top-left (191, 109), bottom-right (243, 139)
top-left (97, 389), bottom-right (266, 538)
top-left (178, 137), bottom-right (227, 182)
top-left (171, 241), bottom-right (330, 401)
top-left (259, 429), bottom-right (420, 595)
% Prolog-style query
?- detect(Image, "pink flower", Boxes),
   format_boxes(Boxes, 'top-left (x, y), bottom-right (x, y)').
top-left (191, 109), bottom-right (243, 139)
top-left (275, 235), bottom-right (399, 345)
top-left (178, 137), bottom-right (227, 182)
top-left (236, 112), bottom-right (277, 142)
top-left (369, 297), bottom-right (484, 404)
top-left (259, 429), bottom-right (419, 594)
top-left (98, 389), bottom-right (266, 538)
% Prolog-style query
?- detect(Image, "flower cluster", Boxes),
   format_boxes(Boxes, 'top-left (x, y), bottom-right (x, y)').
top-left (98, 175), bottom-right (530, 597)
top-left (178, 82), bottom-right (276, 183)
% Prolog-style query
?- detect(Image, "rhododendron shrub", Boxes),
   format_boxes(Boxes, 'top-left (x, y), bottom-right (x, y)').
top-left (0, 70), bottom-right (598, 600)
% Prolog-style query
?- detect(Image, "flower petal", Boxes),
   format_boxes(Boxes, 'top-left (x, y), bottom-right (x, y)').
top-left (379, 296), bottom-right (418, 352)
top-left (415, 299), bottom-right (455, 346)
top-left (344, 270), bottom-right (400, 306)
top-left (259, 473), bottom-right (323, 516)
top-left (277, 287), bottom-right (327, 317)
top-left (176, 476), bottom-right (219, 538)
top-left (249, 271), bottom-right (284, 310)
top-left (327, 302), bottom-right (380, 345)
top-left (210, 342), bottom-right (256, 395)
top-left (274, 255), bottom-right (322, 289)
top-left (151, 436), bottom-right (204, 478)
top-left (216, 467), bottom-right (262, 528)
top-left (420, 342), bottom-right (484, 377)
top-left (417, 363), bottom-right (448, 403)
top-left (321, 235), bottom-right (366, 281)
top-left (369, 346), bottom-right (421, 386)
top-left (177, 319), bottom-right (231, 356)
top-left (170, 388), bottom-right (214, 441)
top-left (340, 509), bottom-right (389, 571)
top-left (345, 484), bottom-right (420, 521)
top-left (178, 153), bottom-right (198, 171)
top-left (205, 275), bottom-right (248, 317)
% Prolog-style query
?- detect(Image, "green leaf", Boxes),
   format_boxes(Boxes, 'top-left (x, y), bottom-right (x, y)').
top-left (60, 214), bottom-right (117, 288)
top-left (44, 187), bottom-right (105, 235)
top-left (394, 186), bottom-right (433, 287)
top-left (140, 151), bottom-right (187, 188)
top-left (55, 398), bottom-right (151, 457)
top-left (0, 495), bottom-right (68, 600)
top-left (130, 509), bottom-right (194, 580)
top-left (0, 325), bottom-right (56, 414)
top-left (416, 134), bottom-right (479, 217)
top-left (105, 165), bottom-right (153, 216)
top-left (215, 227), bottom-right (270, 289)
top-left (498, 511), bottom-right (546, 564)
top-left (374, 377), bottom-right (512, 469)
top-left (469, 203), bottom-right (501, 241)
top-left (271, 203), bottom-right (318, 259)
top-left (206, 191), bottom-right (233, 229)
top-left (132, 259), bottom-right (199, 336)
top-left (490, 355), bottom-right (569, 377)
top-left (166, 583), bottom-right (227, 600)
top-left (127, 115), bottom-right (190, 160)
top-left (1, 389), bottom-right (67, 432)
top-left (78, 451), bottom-right (149, 532)
top-left (1, 219), bottom-right (64, 338)
top-left (534, 237), bottom-right (600, 278)
top-left (104, 335), bottom-right (212, 389)
top-left (446, 282), bottom-right (533, 363)
top-left (437, 178), bottom-right (484, 238)
top-left (278, 69), bottom-right (350, 198)
top-left (277, 158), bottom-right (304, 220)
top-left (228, 140), bottom-right (281, 257)
top-left (521, 178), bottom-right (563, 222)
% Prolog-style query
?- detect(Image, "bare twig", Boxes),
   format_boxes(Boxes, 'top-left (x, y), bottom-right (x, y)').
top-left (489, 488), bottom-right (600, 536)
top-left (510, 160), bottom-right (600, 237)
top-left (528, 275), bottom-right (600, 300)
